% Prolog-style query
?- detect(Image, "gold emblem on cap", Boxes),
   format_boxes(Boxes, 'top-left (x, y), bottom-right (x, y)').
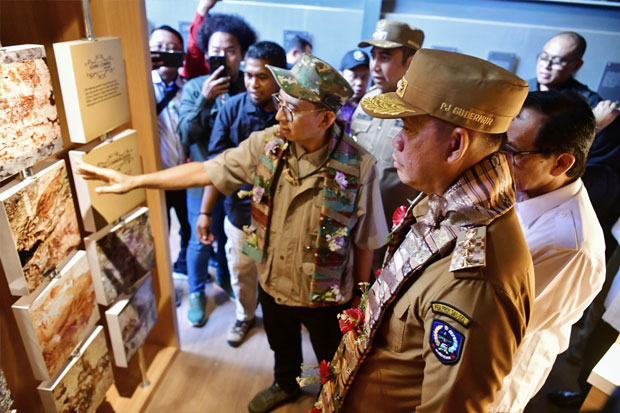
top-left (353, 50), bottom-right (364, 61)
top-left (362, 95), bottom-right (411, 116)
top-left (396, 78), bottom-right (408, 98)
top-left (315, 60), bottom-right (330, 75)
top-left (373, 30), bottom-right (388, 41)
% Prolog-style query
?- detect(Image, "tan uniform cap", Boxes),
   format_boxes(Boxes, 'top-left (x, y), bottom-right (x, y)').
top-left (358, 19), bottom-right (424, 50)
top-left (361, 49), bottom-right (529, 134)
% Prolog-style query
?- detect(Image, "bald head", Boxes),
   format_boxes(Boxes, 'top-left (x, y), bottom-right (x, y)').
top-left (536, 32), bottom-right (586, 90)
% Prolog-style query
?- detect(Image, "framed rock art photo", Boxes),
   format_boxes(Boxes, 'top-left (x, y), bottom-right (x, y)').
top-left (12, 251), bottom-right (100, 381)
top-left (0, 44), bottom-right (63, 180)
top-left (0, 159), bottom-right (81, 296)
top-left (84, 206), bottom-right (155, 306)
top-left (37, 326), bottom-right (113, 413)
top-left (106, 273), bottom-right (158, 368)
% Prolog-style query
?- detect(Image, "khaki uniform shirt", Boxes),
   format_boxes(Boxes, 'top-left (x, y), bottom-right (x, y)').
top-left (204, 125), bottom-right (388, 307)
top-left (343, 201), bottom-right (534, 412)
top-left (351, 86), bottom-right (419, 226)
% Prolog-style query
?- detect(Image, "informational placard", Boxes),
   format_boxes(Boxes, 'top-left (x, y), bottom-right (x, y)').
top-left (487, 51), bottom-right (517, 73)
top-left (0, 44), bottom-right (63, 180)
top-left (38, 326), bottom-right (113, 413)
top-left (69, 129), bottom-right (145, 232)
top-left (53, 37), bottom-right (130, 143)
top-left (105, 273), bottom-right (158, 368)
top-left (12, 251), bottom-right (100, 381)
top-left (84, 206), bottom-right (155, 306)
top-left (0, 159), bottom-right (81, 296)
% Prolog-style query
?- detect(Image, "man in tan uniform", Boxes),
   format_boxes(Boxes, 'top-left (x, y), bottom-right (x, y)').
top-left (315, 49), bottom-right (535, 412)
top-left (351, 19), bottom-right (424, 228)
top-left (76, 54), bottom-right (388, 413)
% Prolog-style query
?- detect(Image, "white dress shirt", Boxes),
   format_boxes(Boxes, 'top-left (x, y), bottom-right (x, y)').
top-left (603, 219), bottom-right (620, 332)
top-left (490, 179), bottom-right (606, 412)
top-left (152, 70), bottom-right (186, 169)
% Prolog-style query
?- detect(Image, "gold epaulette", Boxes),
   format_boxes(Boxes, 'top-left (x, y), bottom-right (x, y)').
top-left (449, 226), bottom-right (487, 272)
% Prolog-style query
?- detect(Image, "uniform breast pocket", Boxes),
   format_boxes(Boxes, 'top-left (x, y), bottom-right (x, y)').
top-left (302, 231), bottom-right (318, 265)
top-left (382, 296), bottom-right (410, 353)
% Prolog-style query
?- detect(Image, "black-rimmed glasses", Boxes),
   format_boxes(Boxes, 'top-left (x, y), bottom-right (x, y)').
top-left (537, 52), bottom-right (578, 70)
top-left (501, 145), bottom-right (545, 166)
top-left (272, 94), bottom-right (325, 122)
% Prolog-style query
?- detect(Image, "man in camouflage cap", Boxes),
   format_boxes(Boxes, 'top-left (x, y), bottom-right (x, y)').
top-left (74, 53), bottom-right (388, 413)
top-left (314, 49), bottom-right (535, 412)
top-left (352, 19), bottom-right (425, 271)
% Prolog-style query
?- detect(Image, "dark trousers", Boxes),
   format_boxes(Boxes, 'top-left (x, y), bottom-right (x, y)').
top-left (258, 286), bottom-right (348, 393)
top-left (582, 165), bottom-right (620, 260)
top-left (165, 189), bottom-right (191, 272)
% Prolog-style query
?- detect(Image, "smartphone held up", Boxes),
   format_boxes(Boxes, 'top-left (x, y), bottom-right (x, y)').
top-left (208, 55), bottom-right (228, 78)
top-left (151, 50), bottom-right (184, 68)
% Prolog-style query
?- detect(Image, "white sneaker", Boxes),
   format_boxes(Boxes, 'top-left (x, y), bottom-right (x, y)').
top-left (226, 318), bottom-right (254, 347)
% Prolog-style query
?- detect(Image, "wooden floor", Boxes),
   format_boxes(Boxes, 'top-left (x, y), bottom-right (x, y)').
top-left (144, 282), bottom-right (320, 412)
top-left (144, 215), bottom-right (319, 412)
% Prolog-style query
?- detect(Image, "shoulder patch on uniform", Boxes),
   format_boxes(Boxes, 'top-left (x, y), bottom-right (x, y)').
top-left (430, 301), bottom-right (472, 328)
top-left (449, 226), bottom-right (486, 272)
top-left (429, 319), bottom-right (465, 365)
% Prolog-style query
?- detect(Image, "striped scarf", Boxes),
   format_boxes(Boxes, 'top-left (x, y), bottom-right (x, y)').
top-left (319, 152), bottom-right (515, 412)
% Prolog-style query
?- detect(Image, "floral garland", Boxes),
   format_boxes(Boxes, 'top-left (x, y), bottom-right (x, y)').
top-left (297, 282), bottom-right (370, 412)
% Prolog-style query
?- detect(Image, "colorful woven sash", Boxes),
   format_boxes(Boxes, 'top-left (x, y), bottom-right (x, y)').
top-left (241, 124), bottom-right (361, 306)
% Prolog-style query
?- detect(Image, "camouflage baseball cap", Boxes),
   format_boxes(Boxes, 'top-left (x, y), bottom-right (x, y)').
top-left (361, 49), bottom-right (529, 134)
top-left (359, 19), bottom-right (424, 50)
top-left (266, 53), bottom-right (353, 112)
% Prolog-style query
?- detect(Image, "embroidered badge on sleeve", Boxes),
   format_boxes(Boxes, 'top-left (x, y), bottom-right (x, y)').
top-left (430, 301), bottom-right (472, 328)
top-left (429, 319), bottom-right (465, 365)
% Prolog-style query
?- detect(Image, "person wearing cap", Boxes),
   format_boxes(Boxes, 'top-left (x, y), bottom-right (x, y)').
top-left (74, 54), bottom-right (388, 413)
top-left (338, 49), bottom-right (370, 134)
top-left (314, 49), bottom-right (535, 412)
top-left (352, 19), bottom-right (425, 268)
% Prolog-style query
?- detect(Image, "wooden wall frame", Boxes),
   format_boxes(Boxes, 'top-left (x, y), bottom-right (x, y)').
top-left (0, 0), bottom-right (179, 411)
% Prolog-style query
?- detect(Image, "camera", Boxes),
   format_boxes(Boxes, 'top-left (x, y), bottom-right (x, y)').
top-left (152, 50), bottom-right (184, 68)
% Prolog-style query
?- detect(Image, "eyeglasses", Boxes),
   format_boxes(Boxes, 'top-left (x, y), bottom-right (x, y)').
top-left (272, 94), bottom-right (325, 122)
top-left (537, 52), bottom-right (577, 70)
top-left (501, 145), bottom-right (545, 166)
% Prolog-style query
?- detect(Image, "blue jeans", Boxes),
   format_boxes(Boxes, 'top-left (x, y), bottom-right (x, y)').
top-left (186, 191), bottom-right (230, 293)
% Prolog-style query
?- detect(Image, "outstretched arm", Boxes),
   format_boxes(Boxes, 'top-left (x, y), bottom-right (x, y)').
top-left (75, 161), bottom-right (212, 194)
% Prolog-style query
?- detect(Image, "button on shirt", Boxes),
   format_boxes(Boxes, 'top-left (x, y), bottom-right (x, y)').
top-left (152, 70), bottom-right (186, 169)
top-left (204, 125), bottom-right (388, 307)
top-left (490, 179), bottom-right (606, 412)
top-left (208, 92), bottom-right (277, 230)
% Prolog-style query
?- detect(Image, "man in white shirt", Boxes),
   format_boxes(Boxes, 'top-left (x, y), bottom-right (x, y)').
top-left (150, 26), bottom-right (191, 277)
top-left (490, 90), bottom-right (606, 412)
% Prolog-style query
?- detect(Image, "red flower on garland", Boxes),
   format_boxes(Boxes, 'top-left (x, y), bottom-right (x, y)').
top-left (309, 408), bottom-right (321, 413)
top-left (392, 205), bottom-right (408, 228)
top-left (375, 268), bottom-right (382, 276)
top-left (319, 360), bottom-right (332, 384)
top-left (338, 307), bottom-right (365, 336)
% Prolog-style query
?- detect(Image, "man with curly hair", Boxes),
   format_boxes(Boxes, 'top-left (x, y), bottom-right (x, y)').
top-left (178, 13), bottom-right (256, 327)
